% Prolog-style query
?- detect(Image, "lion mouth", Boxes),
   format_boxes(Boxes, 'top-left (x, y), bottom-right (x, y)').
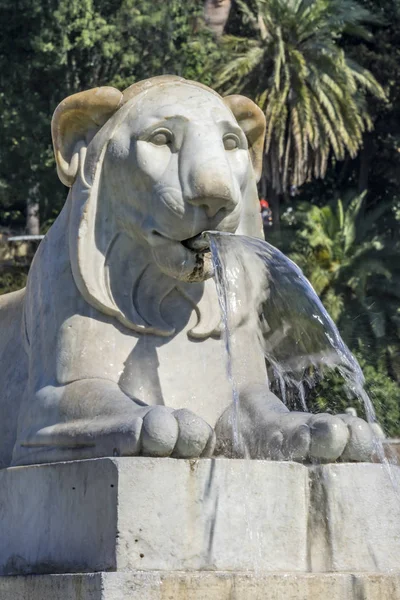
top-left (150, 230), bottom-right (210, 254)
top-left (150, 230), bottom-right (215, 282)
top-left (181, 232), bottom-right (211, 254)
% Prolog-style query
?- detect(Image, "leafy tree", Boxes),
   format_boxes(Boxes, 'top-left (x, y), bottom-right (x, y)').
top-left (294, 0), bottom-right (400, 223)
top-left (283, 192), bottom-right (400, 377)
top-left (0, 0), bottom-right (220, 235)
top-left (341, 0), bottom-right (400, 202)
top-left (215, 0), bottom-right (385, 227)
top-left (0, 266), bottom-right (29, 295)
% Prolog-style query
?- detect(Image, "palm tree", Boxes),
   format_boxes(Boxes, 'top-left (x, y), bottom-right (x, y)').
top-left (215, 0), bottom-right (385, 224)
top-left (287, 193), bottom-right (400, 377)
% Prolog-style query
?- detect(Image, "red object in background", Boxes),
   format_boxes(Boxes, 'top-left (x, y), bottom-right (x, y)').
top-left (259, 197), bottom-right (273, 228)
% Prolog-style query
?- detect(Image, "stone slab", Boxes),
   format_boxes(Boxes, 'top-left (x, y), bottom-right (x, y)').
top-left (0, 458), bottom-right (309, 575)
top-left (1, 458), bottom-right (400, 578)
top-left (0, 458), bottom-right (118, 575)
top-left (1, 571), bottom-right (400, 600)
top-left (308, 463), bottom-right (400, 572)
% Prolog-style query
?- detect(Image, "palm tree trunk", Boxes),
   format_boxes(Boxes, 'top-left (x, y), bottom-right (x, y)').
top-left (26, 183), bottom-right (40, 235)
top-left (204, 0), bottom-right (231, 36)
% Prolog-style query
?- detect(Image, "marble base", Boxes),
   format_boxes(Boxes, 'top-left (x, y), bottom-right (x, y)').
top-left (1, 571), bottom-right (400, 600)
top-left (0, 458), bottom-right (400, 578)
top-left (0, 458), bottom-right (308, 575)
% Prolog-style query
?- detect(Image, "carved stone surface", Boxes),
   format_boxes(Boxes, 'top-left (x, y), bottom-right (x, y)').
top-left (1, 458), bottom-right (399, 578)
top-left (1, 572), bottom-right (400, 600)
top-left (0, 76), bottom-right (376, 466)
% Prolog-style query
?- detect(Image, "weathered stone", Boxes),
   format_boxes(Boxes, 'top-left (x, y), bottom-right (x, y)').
top-left (309, 463), bottom-right (400, 572)
top-left (1, 571), bottom-right (400, 600)
top-left (0, 458), bottom-right (309, 576)
top-left (1, 458), bottom-right (400, 578)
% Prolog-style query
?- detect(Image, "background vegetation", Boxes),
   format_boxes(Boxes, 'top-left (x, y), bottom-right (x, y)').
top-left (1, 0), bottom-right (399, 434)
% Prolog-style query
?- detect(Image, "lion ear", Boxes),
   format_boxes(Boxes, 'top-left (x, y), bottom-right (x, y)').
top-left (223, 95), bottom-right (266, 182)
top-left (51, 87), bottom-right (123, 187)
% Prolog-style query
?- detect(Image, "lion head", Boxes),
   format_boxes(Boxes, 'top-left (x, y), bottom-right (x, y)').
top-left (51, 75), bottom-right (266, 336)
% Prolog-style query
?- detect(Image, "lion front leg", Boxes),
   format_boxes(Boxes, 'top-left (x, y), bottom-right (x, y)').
top-left (13, 379), bottom-right (215, 466)
top-left (214, 383), bottom-right (375, 462)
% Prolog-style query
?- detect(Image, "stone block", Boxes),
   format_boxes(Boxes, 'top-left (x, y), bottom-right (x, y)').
top-left (2, 458), bottom-right (400, 579)
top-left (309, 463), bottom-right (400, 572)
top-left (1, 571), bottom-right (400, 600)
top-left (0, 458), bottom-right (309, 575)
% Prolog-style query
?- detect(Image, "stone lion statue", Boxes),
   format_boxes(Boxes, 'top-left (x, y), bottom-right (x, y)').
top-left (0, 76), bottom-right (374, 468)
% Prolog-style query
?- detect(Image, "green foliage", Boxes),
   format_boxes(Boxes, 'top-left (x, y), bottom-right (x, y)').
top-left (108, 1), bottom-right (222, 89)
top-left (0, 267), bottom-right (28, 295)
top-left (216, 0), bottom-right (385, 193)
top-left (345, 0), bottom-right (400, 205)
top-left (307, 356), bottom-right (400, 438)
top-left (0, 0), bottom-right (220, 232)
top-left (298, 0), bottom-right (400, 214)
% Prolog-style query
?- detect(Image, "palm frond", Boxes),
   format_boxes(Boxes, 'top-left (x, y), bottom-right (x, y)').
top-left (215, 0), bottom-right (385, 193)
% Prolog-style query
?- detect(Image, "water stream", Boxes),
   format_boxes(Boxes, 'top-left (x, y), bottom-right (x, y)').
top-left (208, 231), bottom-right (398, 479)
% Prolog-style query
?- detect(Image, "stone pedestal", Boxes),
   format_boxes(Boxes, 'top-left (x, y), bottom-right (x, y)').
top-left (0, 458), bottom-right (400, 599)
top-left (2, 572), bottom-right (400, 600)
top-left (0, 458), bottom-right (308, 575)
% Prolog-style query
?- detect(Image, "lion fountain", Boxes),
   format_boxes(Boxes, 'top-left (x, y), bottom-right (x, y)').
top-left (0, 76), bottom-right (399, 600)
top-left (0, 75), bottom-right (373, 467)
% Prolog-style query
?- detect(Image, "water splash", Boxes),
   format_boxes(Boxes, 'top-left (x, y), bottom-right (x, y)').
top-left (209, 231), bottom-right (397, 478)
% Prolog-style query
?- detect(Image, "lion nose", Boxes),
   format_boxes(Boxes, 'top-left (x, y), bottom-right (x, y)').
top-left (184, 161), bottom-right (236, 217)
top-left (186, 194), bottom-right (232, 218)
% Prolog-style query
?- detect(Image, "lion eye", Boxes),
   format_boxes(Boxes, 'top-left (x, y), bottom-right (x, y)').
top-left (223, 134), bottom-right (240, 151)
top-left (149, 131), bottom-right (172, 146)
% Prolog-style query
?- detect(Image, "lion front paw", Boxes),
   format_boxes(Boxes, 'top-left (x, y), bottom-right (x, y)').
top-left (141, 407), bottom-right (215, 459)
top-left (268, 412), bottom-right (375, 462)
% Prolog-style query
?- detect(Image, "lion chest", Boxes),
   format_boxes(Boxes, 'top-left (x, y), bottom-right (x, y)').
top-left (57, 309), bottom-right (266, 427)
